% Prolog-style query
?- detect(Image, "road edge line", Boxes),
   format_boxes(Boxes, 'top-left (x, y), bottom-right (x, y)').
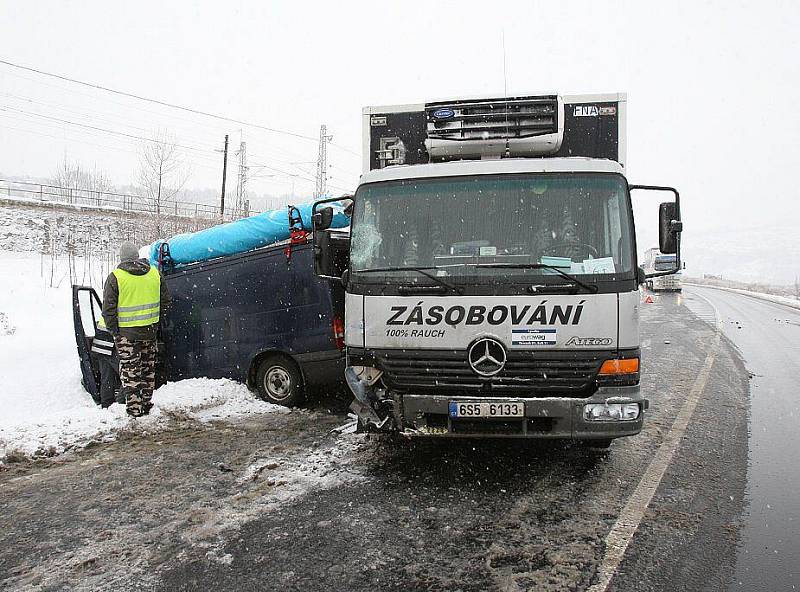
top-left (587, 292), bottom-right (722, 591)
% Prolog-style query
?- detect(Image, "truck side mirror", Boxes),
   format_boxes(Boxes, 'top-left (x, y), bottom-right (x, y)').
top-left (658, 202), bottom-right (682, 254)
top-left (312, 198), bottom-right (350, 279)
top-left (630, 184), bottom-right (682, 277)
top-left (313, 207), bottom-right (334, 232)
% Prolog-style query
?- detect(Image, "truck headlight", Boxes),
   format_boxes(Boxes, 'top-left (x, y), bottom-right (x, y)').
top-left (583, 403), bottom-right (640, 421)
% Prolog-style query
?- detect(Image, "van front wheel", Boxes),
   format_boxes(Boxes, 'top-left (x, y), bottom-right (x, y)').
top-left (255, 356), bottom-right (304, 407)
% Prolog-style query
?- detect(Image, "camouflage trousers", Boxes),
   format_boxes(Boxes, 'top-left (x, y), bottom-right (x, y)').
top-left (114, 336), bottom-right (157, 417)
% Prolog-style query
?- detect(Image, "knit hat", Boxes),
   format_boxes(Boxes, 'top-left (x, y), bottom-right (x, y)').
top-left (119, 241), bottom-right (140, 262)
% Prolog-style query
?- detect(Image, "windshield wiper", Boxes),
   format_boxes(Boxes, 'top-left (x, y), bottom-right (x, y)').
top-left (526, 283), bottom-right (580, 294)
top-left (355, 266), bottom-right (463, 294)
top-left (475, 263), bottom-right (599, 294)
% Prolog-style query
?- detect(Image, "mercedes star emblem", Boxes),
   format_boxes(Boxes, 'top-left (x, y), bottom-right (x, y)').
top-left (467, 337), bottom-right (507, 377)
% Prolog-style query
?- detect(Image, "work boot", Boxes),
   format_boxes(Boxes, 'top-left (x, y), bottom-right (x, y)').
top-left (126, 403), bottom-right (145, 418)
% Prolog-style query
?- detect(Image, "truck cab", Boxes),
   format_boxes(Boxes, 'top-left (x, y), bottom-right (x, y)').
top-left (314, 93), bottom-right (683, 444)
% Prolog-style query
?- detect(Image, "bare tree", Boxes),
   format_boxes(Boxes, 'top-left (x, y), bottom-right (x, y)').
top-left (90, 167), bottom-right (114, 206)
top-left (53, 156), bottom-right (85, 202)
top-left (137, 132), bottom-right (190, 220)
top-left (794, 276), bottom-right (800, 300)
top-left (52, 157), bottom-right (116, 206)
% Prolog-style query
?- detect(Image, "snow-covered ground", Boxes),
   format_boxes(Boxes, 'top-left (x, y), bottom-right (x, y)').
top-left (0, 201), bottom-right (214, 259)
top-left (0, 251), bottom-right (283, 462)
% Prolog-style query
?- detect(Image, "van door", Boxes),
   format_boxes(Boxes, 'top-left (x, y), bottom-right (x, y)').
top-left (72, 285), bottom-right (111, 404)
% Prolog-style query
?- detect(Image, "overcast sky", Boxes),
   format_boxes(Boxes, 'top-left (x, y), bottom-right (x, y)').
top-left (0, 1), bottom-right (798, 282)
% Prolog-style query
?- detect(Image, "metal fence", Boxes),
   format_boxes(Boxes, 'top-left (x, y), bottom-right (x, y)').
top-left (0, 178), bottom-right (258, 220)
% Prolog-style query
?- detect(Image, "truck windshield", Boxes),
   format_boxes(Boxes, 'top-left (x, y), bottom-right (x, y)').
top-left (350, 173), bottom-right (634, 280)
top-left (654, 256), bottom-right (677, 271)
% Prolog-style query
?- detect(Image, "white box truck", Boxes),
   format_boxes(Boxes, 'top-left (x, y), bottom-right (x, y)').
top-left (643, 248), bottom-right (683, 292)
top-left (313, 93), bottom-right (683, 446)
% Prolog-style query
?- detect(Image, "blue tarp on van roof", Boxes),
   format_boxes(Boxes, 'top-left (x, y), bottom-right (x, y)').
top-left (149, 202), bottom-right (349, 267)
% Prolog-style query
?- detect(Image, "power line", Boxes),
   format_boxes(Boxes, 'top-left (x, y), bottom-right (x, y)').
top-left (2, 71), bottom-right (358, 165)
top-left (0, 119), bottom-right (223, 173)
top-left (0, 104), bottom-right (356, 191)
top-left (0, 104), bottom-right (218, 156)
top-left (244, 155), bottom-right (352, 194)
top-left (0, 121), bottom-right (345, 197)
top-left (0, 57), bottom-right (360, 156)
top-left (0, 114), bottom-right (331, 188)
top-left (0, 90), bottom-right (223, 152)
top-left (0, 110), bottom-right (225, 170)
top-left (1, 89), bottom-right (341, 176)
top-left (0, 121), bottom-right (139, 157)
top-left (0, 68), bottom-right (233, 130)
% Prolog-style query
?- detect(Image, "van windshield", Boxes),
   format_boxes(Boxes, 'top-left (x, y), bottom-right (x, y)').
top-left (350, 173), bottom-right (634, 281)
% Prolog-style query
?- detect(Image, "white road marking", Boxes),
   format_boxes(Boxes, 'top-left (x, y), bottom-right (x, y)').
top-left (588, 291), bottom-right (722, 591)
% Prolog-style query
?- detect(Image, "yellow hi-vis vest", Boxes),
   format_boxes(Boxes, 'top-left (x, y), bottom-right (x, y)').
top-left (112, 266), bottom-right (161, 328)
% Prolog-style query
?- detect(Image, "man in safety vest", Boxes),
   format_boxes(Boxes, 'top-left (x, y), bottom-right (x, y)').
top-left (101, 242), bottom-right (170, 417)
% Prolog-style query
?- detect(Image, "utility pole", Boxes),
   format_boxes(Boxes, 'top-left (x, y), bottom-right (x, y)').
top-left (315, 125), bottom-right (332, 199)
top-left (220, 134), bottom-right (229, 219)
top-left (234, 140), bottom-right (247, 219)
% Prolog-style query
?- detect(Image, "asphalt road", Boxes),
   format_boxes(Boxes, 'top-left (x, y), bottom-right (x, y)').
top-left (684, 286), bottom-right (800, 591)
top-left (0, 289), bottom-right (763, 591)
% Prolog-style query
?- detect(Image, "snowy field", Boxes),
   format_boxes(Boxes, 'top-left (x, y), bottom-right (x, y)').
top-left (0, 251), bottom-right (284, 462)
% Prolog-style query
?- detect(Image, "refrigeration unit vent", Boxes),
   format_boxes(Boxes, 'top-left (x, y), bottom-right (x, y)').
top-left (423, 95), bottom-right (564, 160)
top-left (426, 96), bottom-right (558, 140)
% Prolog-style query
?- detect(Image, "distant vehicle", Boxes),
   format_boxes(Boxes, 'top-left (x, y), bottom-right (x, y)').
top-left (73, 239), bottom-right (346, 407)
top-left (643, 248), bottom-right (682, 292)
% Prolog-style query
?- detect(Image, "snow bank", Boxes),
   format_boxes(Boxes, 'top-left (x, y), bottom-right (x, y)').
top-left (0, 252), bottom-right (91, 427)
top-left (1, 378), bottom-right (286, 461)
top-left (0, 252), bottom-right (282, 463)
top-left (152, 378), bottom-right (289, 423)
top-left (685, 282), bottom-right (800, 311)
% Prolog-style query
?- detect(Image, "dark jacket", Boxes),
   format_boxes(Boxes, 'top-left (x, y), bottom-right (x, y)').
top-left (102, 258), bottom-right (171, 341)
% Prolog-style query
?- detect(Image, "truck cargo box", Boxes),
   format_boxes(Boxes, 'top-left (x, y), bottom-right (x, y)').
top-left (362, 93), bottom-right (626, 173)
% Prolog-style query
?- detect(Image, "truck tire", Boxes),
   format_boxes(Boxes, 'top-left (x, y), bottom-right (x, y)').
top-left (255, 356), bottom-right (304, 407)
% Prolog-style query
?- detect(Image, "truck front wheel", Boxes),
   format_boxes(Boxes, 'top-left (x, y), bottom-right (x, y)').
top-left (255, 356), bottom-right (304, 407)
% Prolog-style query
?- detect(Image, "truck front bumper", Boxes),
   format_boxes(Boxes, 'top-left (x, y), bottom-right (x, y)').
top-left (397, 385), bottom-right (646, 439)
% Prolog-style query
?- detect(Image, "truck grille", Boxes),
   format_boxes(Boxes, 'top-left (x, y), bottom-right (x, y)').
top-left (425, 96), bottom-right (559, 141)
top-left (375, 349), bottom-right (605, 397)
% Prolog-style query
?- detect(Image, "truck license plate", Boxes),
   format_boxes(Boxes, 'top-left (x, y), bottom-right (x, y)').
top-left (448, 401), bottom-right (525, 418)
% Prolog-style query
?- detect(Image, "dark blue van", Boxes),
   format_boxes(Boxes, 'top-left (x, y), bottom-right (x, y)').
top-left (73, 240), bottom-right (346, 406)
